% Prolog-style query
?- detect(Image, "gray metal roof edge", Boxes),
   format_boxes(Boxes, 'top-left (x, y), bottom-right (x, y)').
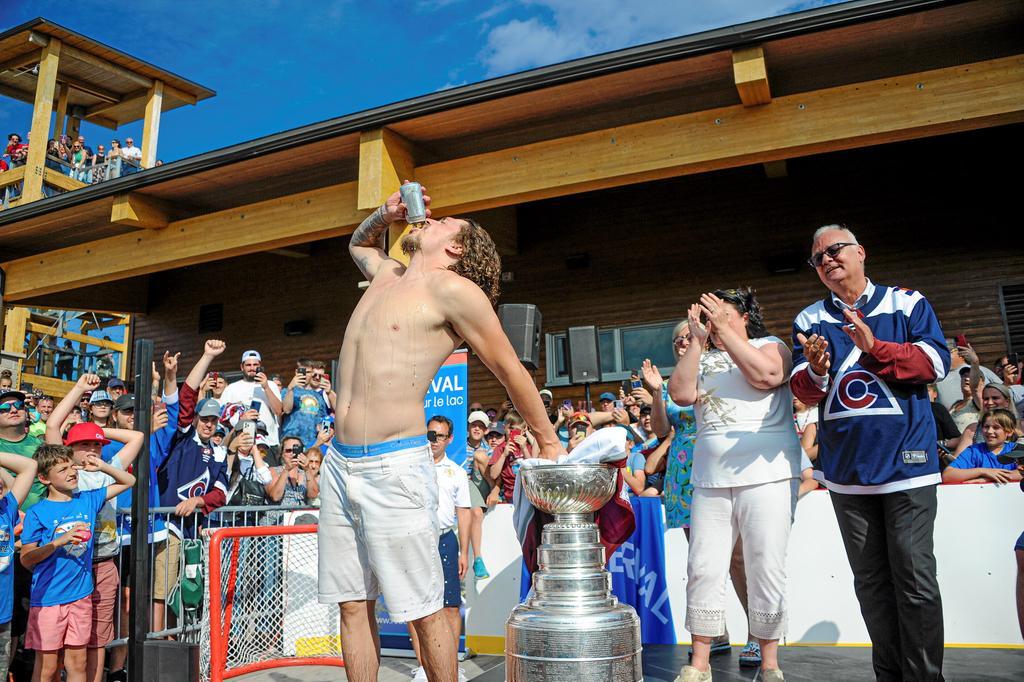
top-left (0, 0), bottom-right (967, 227)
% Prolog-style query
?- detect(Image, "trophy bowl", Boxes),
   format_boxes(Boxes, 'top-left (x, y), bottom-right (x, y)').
top-left (520, 463), bottom-right (616, 515)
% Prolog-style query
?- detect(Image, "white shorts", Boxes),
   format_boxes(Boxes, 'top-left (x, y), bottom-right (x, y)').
top-left (317, 437), bottom-right (442, 622)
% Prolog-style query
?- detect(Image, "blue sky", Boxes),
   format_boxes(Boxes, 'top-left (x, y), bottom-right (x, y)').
top-left (0, 0), bottom-right (842, 162)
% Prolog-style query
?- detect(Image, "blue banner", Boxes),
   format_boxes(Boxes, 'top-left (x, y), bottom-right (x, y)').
top-left (422, 349), bottom-right (469, 464)
top-left (520, 496), bottom-right (676, 645)
top-left (608, 497), bottom-right (676, 644)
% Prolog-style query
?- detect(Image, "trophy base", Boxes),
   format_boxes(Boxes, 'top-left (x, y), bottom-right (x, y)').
top-left (505, 601), bottom-right (642, 681)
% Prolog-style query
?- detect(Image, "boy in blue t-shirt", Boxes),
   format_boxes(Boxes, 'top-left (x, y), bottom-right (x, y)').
top-left (942, 408), bottom-right (1022, 485)
top-left (0, 452), bottom-right (39, 677)
top-left (20, 444), bottom-right (135, 682)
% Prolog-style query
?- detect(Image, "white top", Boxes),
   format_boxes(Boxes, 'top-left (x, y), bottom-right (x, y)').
top-left (77, 455), bottom-right (120, 560)
top-left (434, 456), bottom-right (470, 530)
top-left (692, 336), bottom-right (803, 488)
top-left (121, 144), bottom-right (142, 161)
top-left (220, 379), bottom-right (282, 445)
top-left (794, 406), bottom-right (818, 435)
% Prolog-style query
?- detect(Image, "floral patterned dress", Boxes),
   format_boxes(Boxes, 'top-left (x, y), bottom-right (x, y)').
top-left (661, 385), bottom-right (697, 529)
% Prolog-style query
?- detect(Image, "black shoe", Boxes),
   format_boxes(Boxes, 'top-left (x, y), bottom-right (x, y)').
top-left (106, 670), bottom-right (128, 682)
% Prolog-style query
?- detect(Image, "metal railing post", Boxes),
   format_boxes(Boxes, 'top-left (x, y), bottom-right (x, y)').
top-left (128, 339), bottom-right (154, 682)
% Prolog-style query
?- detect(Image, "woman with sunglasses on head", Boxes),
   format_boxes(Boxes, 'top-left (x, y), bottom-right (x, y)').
top-left (951, 382), bottom-right (1021, 457)
top-left (669, 288), bottom-right (801, 682)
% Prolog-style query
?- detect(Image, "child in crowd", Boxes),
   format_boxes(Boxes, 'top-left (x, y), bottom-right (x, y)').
top-left (942, 408), bottom-right (1022, 484)
top-left (45, 375), bottom-right (144, 682)
top-left (20, 444), bottom-right (135, 682)
top-left (0, 453), bottom-right (39, 678)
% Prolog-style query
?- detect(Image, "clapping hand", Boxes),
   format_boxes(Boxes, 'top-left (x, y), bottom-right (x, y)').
top-left (640, 359), bottom-right (662, 392)
top-left (697, 293), bottom-right (731, 334)
top-left (841, 310), bottom-right (875, 353)
top-left (796, 332), bottom-right (831, 376)
top-left (687, 304), bottom-right (709, 346)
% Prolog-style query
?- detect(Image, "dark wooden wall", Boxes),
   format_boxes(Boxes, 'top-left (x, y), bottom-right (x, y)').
top-left (134, 126), bottom-right (1022, 407)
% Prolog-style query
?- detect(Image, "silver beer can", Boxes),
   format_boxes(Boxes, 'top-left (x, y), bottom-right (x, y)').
top-left (399, 181), bottom-right (427, 225)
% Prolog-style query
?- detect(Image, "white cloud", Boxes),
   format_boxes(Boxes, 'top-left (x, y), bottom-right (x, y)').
top-left (479, 0), bottom-right (830, 76)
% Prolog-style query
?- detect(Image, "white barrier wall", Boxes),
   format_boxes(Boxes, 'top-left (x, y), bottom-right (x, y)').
top-left (464, 484), bottom-right (1024, 650)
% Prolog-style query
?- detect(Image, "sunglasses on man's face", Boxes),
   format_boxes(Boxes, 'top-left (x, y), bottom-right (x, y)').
top-left (0, 401), bottom-right (25, 414)
top-left (427, 430), bottom-right (451, 443)
top-left (808, 242), bottom-right (856, 268)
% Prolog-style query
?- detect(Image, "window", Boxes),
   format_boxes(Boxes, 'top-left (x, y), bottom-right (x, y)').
top-left (999, 283), bottom-right (1024, 354)
top-left (545, 320), bottom-right (677, 386)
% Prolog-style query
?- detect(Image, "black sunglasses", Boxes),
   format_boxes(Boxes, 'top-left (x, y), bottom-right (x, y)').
top-left (808, 242), bottom-right (856, 268)
top-left (427, 430), bottom-right (450, 443)
top-left (0, 401), bottom-right (25, 414)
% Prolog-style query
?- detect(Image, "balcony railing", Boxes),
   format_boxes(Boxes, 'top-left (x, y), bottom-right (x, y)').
top-left (1, 154), bottom-right (142, 209)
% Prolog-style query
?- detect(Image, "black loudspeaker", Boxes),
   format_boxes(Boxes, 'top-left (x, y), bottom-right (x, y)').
top-left (567, 325), bottom-right (601, 384)
top-left (143, 640), bottom-right (200, 681)
top-left (498, 304), bottom-right (542, 369)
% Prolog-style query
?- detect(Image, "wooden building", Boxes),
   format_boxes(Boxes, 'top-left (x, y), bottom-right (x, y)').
top-left (0, 0), bottom-right (1021, 405)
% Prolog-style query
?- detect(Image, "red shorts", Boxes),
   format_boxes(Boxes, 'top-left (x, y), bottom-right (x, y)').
top-left (26, 595), bottom-right (92, 651)
top-left (90, 560), bottom-right (120, 647)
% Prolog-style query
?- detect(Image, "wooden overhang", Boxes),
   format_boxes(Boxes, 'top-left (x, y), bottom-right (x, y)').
top-left (0, 0), bottom-right (1021, 306)
top-left (0, 17), bottom-right (214, 130)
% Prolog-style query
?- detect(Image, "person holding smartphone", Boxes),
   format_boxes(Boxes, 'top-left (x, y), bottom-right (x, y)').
top-left (219, 350), bottom-right (282, 455)
top-left (281, 359), bottom-right (330, 450)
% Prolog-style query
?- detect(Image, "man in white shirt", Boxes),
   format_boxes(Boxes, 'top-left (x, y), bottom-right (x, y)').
top-left (409, 415), bottom-right (471, 682)
top-left (219, 350), bottom-right (283, 451)
top-left (121, 137), bottom-right (142, 164)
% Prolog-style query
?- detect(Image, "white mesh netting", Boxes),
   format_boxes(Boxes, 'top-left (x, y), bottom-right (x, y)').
top-left (200, 528), bottom-right (341, 681)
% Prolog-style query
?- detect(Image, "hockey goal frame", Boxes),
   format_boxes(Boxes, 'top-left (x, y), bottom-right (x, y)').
top-left (207, 524), bottom-right (345, 681)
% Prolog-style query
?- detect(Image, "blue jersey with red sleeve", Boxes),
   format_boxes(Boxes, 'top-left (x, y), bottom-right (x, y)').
top-left (790, 282), bottom-right (950, 493)
top-left (156, 383), bottom-right (228, 537)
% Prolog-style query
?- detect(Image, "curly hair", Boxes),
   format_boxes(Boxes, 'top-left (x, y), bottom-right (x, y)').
top-left (713, 287), bottom-right (770, 339)
top-left (450, 219), bottom-right (501, 306)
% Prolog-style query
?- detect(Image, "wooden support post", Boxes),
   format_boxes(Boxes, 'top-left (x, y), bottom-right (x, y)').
top-left (732, 45), bottom-right (771, 107)
top-left (111, 192), bottom-right (170, 229)
top-left (53, 83), bottom-right (68, 140)
top-left (357, 128), bottom-right (416, 265)
top-left (141, 80), bottom-right (163, 169)
top-left (22, 40), bottom-right (61, 203)
top-left (67, 116), bottom-right (80, 141)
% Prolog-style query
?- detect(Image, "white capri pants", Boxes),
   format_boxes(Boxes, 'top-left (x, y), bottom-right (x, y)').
top-left (685, 477), bottom-right (797, 640)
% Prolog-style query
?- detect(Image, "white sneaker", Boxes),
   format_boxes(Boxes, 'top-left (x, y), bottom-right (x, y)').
top-left (458, 667), bottom-right (469, 682)
top-left (411, 666), bottom-right (428, 681)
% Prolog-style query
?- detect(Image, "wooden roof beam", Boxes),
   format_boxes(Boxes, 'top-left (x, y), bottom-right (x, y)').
top-left (111, 192), bottom-right (171, 229)
top-left (85, 88), bottom-right (149, 117)
top-left (357, 127), bottom-right (418, 263)
top-left (732, 45), bottom-right (771, 107)
top-left (0, 49), bottom-right (42, 74)
top-left (4, 55), bottom-right (1024, 300)
top-left (2, 181), bottom-right (365, 300)
top-left (57, 74), bottom-right (120, 103)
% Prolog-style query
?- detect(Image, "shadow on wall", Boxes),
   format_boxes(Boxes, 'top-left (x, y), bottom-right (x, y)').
top-left (796, 620), bottom-right (840, 644)
top-left (464, 552), bottom-right (523, 644)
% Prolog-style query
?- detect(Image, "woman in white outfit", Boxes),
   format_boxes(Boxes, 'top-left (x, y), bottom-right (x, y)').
top-left (669, 288), bottom-right (801, 682)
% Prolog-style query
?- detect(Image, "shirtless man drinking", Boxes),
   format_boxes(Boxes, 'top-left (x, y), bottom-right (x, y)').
top-left (318, 185), bottom-right (565, 682)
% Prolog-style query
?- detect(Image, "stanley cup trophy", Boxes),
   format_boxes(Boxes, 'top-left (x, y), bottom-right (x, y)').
top-left (506, 464), bottom-right (643, 680)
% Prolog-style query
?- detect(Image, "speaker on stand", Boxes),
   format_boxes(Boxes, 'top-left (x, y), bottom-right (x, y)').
top-left (566, 326), bottom-right (602, 411)
top-left (498, 304), bottom-right (542, 369)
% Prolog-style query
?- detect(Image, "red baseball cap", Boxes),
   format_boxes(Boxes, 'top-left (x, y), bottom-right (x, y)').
top-left (64, 422), bottom-right (111, 446)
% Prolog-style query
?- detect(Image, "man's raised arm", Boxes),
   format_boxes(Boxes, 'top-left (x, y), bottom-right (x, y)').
top-left (349, 185), bottom-right (429, 280)
top-left (442, 277), bottom-right (565, 461)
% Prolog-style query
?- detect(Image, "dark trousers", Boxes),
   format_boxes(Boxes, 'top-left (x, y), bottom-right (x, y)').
top-left (830, 485), bottom-right (944, 682)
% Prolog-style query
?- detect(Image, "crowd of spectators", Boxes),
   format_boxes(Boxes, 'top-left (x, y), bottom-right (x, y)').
top-left (0, 299), bottom-right (1020, 680)
top-left (0, 340), bottom-right (336, 681)
top-left (2, 131), bottom-right (150, 198)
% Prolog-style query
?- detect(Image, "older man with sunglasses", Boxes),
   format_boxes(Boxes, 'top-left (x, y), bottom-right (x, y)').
top-left (791, 224), bottom-right (949, 681)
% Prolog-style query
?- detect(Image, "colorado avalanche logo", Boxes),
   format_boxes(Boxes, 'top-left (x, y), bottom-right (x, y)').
top-left (824, 367), bottom-right (903, 421)
top-left (177, 471), bottom-right (210, 501)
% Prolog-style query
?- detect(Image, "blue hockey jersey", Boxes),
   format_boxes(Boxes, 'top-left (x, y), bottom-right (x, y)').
top-left (791, 281), bottom-right (950, 493)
